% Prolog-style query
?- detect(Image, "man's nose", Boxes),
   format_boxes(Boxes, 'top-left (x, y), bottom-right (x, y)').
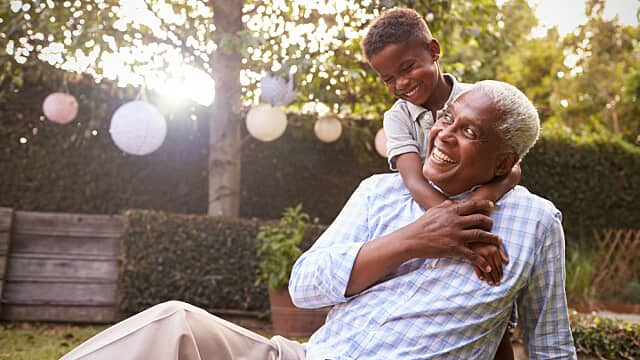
top-left (437, 125), bottom-right (456, 142)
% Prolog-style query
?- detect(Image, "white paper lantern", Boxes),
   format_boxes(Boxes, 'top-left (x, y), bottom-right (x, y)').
top-left (109, 100), bottom-right (167, 155)
top-left (42, 92), bottom-right (79, 124)
top-left (246, 104), bottom-right (287, 142)
top-left (314, 116), bottom-right (342, 143)
top-left (260, 73), bottom-right (295, 106)
top-left (374, 128), bottom-right (387, 158)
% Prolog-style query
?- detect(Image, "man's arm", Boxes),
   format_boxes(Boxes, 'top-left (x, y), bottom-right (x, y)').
top-left (289, 178), bottom-right (502, 308)
top-left (517, 211), bottom-right (577, 359)
top-left (346, 199), bottom-right (501, 296)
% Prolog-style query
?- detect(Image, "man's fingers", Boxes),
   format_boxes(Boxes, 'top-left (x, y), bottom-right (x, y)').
top-left (465, 229), bottom-right (502, 247)
top-left (460, 213), bottom-right (493, 231)
top-left (455, 199), bottom-right (495, 216)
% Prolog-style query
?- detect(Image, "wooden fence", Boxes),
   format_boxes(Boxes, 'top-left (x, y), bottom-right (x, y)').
top-left (0, 208), bottom-right (122, 323)
top-left (592, 228), bottom-right (640, 297)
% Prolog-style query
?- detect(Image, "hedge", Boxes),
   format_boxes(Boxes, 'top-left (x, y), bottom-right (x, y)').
top-left (118, 209), bottom-right (325, 315)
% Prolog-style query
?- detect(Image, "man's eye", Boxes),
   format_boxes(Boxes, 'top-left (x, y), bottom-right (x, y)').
top-left (382, 77), bottom-right (393, 84)
top-left (440, 113), bottom-right (453, 124)
top-left (401, 63), bottom-right (413, 72)
top-left (463, 127), bottom-right (476, 138)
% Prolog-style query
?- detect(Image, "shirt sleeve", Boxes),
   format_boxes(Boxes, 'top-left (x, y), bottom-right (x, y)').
top-left (289, 179), bottom-right (372, 309)
top-left (384, 102), bottom-right (419, 171)
top-left (517, 211), bottom-right (577, 359)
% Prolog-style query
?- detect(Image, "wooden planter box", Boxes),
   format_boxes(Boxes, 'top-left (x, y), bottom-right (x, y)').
top-left (268, 287), bottom-right (330, 337)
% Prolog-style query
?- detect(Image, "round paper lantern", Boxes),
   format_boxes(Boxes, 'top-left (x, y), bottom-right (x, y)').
top-left (314, 116), bottom-right (342, 143)
top-left (42, 92), bottom-right (79, 124)
top-left (260, 73), bottom-right (296, 106)
top-left (374, 128), bottom-right (387, 158)
top-left (246, 104), bottom-right (287, 142)
top-left (109, 100), bottom-right (167, 155)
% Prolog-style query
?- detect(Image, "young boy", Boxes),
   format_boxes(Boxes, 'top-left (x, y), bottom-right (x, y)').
top-left (361, 8), bottom-right (519, 359)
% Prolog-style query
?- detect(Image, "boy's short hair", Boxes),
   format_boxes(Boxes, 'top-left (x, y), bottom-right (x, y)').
top-left (361, 7), bottom-right (433, 60)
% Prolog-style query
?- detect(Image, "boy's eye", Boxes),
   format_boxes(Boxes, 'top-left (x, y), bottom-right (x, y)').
top-left (401, 63), bottom-right (414, 72)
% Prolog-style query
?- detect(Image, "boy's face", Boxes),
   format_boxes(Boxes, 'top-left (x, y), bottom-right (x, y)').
top-left (422, 89), bottom-right (516, 195)
top-left (368, 38), bottom-right (441, 107)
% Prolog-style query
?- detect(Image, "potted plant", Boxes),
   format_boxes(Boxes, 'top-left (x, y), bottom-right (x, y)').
top-left (256, 204), bottom-right (329, 337)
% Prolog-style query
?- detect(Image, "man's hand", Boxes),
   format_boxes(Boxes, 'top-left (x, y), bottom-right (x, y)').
top-left (404, 199), bottom-right (502, 274)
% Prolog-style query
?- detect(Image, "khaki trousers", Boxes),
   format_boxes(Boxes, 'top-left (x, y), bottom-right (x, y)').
top-left (60, 301), bottom-right (306, 360)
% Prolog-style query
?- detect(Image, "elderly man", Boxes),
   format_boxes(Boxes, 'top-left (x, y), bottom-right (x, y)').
top-left (62, 81), bottom-right (576, 360)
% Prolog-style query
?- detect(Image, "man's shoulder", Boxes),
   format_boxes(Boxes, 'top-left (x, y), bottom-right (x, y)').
top-left (359, 173), bottom-right (410, 196)
top-left (502, 185), bottom-right (562, 223)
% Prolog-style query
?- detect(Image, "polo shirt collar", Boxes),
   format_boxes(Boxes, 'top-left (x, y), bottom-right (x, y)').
top-left (406, 73), bottom-right (464, 123)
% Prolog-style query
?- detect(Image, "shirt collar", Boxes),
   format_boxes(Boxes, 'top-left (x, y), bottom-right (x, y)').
top-left (428, 180), bottom-right (480, 200)
top-left (406, 74), bottom-right (464, 123)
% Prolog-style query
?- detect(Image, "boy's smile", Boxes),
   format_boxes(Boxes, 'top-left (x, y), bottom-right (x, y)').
top-left (368, 38), bottom-right (450, 110)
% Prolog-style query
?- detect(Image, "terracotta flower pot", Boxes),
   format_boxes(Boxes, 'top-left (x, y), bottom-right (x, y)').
top-left (268, 287), bottom-right (330, 337)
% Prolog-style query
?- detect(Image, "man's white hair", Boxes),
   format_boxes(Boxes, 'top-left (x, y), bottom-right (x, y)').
top-left (473, 80), bottom-right (540, 159)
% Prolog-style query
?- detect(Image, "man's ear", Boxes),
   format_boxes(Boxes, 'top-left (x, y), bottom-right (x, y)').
top-left (495, 152), bottom-right (519, 177)
top-left (428, 39), bottom-right (441, 62)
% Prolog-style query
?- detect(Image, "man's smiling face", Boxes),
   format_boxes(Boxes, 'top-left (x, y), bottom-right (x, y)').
top-left (423, 89), bottom-right (515, 196)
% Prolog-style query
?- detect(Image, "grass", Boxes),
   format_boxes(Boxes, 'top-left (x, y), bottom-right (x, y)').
top-left (1, 319), bottom-right (529, 359)
top-left (0, 322), bottom-right (108, 360)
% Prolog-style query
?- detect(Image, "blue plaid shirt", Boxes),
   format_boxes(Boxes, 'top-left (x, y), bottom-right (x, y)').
top-left (290, 173), bottom-right (576, 359)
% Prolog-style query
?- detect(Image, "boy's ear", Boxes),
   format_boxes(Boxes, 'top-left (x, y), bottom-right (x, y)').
top-left (428, 39), bottom-right (441, 62)
top-left (495, 152), bottom-right (519, 177)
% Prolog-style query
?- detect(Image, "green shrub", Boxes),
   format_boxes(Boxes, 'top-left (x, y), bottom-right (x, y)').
top-left (521, 126), bottom-right (640, 246)
top-left (256, 204), bottom-right (309, 289)
top-left (570, 312), bottom-right (640, 359)
top-left (118, 209), bottom-right (326, 315)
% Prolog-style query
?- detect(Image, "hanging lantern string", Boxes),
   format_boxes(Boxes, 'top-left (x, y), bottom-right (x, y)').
top-left (136, 84), bottom-right (148, 102)
top-left (61, 73), bottom-right (70, 93)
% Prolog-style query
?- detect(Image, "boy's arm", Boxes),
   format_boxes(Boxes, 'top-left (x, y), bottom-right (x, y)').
top-left (395, 153), bottom-right (447, 209)
top-left (471, 163), bottom-right (521, 203)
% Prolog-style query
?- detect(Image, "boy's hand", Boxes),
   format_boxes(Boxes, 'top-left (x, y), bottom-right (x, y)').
top-left (470, 243), bottom-right (508, 285)
top-left (472, 163), bottom-right (521, 203)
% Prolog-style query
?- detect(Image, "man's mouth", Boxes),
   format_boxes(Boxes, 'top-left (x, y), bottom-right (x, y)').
top-left (431, 147), bottom-right (458, 164)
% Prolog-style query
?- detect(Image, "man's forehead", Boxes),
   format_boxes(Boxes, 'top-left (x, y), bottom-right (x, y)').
top-left (450, 90), bottom-right (496, 117)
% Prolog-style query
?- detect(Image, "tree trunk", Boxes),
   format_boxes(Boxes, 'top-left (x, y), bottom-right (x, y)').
top-left (208, 0), bottom-right (243, 216)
